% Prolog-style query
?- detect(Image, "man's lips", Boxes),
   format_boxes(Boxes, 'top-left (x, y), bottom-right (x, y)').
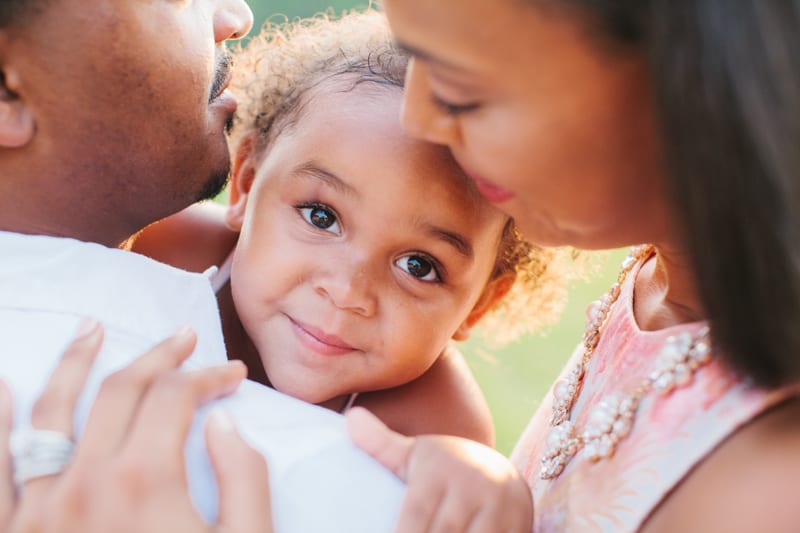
top-left (288, 316), bottom-right (356, 356)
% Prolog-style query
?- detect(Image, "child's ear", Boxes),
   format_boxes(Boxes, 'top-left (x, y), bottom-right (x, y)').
top-left (0, 67), bottom-right (34, 148)
top-left (225, 133), bottom-right (259, 231)
top-left (452, 272), bottom-right (515, 341)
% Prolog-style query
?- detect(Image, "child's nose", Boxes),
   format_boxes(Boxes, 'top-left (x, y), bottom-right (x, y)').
top-left (314, 261), bottom-right (377, 317)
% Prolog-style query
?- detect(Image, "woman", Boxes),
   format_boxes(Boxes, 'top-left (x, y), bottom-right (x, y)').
top-left (350, 0), bottom-right (800, 531)
top-left (6, 1), bottom-right (800, 531)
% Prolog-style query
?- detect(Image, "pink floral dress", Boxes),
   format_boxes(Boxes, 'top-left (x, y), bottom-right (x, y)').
top-left (511, 255), bottom-right (798, 532)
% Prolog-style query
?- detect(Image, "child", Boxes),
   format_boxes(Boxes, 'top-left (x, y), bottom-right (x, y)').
top-left (131, 9), bottom-right (574, 445)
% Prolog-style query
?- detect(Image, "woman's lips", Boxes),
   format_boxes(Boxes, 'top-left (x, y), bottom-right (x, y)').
top-left (288, 316), bottom-right (355, 356)
top-left (466, 173), bottom-right (515, 204)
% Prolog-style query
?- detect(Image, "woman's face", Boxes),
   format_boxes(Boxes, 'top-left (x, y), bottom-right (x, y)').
top-left (382, 0), bottom-right (672, 249)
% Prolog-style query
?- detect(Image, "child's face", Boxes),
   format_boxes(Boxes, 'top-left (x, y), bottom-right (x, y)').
top-left (226, 84), bottom-right (508, 406)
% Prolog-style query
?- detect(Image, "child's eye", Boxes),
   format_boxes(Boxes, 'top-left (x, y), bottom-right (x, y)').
top-left (298, 203), bottom-right (341, 235)
top-left (395, 254), bottom-right (441, 283)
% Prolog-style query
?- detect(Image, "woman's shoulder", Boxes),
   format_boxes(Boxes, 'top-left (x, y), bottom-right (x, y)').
top-left (642, 395), bottom-right (800, 533)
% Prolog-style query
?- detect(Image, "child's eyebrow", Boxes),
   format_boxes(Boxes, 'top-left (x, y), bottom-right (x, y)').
top-left (290, 162), bottom-right (358, 197)
top-left (423, 224), bottom-right (474, 261)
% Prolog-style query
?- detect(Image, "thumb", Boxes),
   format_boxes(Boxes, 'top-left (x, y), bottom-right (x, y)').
top-left (206, 408), bottom-right (273, 533)
top-left (346, 406), bottom-right (415, 481)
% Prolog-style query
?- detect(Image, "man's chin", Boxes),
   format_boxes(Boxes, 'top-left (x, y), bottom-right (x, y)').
top-left (195, 168), bottom-right (231, 202)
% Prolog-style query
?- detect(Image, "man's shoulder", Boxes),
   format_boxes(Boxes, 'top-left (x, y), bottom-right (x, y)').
top-left (0, 231), bottom-right (228, 370)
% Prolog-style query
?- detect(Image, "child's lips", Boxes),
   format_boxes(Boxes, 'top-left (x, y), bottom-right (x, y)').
top-left (288, 316), bottom-right (356, 356)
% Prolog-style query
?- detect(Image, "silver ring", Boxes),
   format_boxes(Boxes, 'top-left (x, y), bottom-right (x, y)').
top-left (10, 428), bottom-right (75, 485)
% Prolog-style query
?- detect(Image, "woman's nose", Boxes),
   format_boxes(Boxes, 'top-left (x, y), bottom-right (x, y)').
top-left (214, 0), bottom-right (254, 42)
top-left (401, 57), bottom-right (462, 147)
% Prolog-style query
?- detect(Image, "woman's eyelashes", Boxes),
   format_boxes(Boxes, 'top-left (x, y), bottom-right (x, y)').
top-left (395, 254), bottom-right (443, 283)
top-left (297, 203), bottom-right (341, 235)
top-left (431, 93), bottom-right (480, 116)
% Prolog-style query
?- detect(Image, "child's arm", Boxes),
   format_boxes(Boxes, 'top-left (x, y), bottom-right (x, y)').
top-left (127, 201), bottom-right (239, 273)
top-left (354, 346), bottom-right (495, 446)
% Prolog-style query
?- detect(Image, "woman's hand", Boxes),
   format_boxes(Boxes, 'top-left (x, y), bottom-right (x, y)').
top-left (0, 318), bottom-right (272, 533)
top-left (347, 407), bottom-right (533, 533)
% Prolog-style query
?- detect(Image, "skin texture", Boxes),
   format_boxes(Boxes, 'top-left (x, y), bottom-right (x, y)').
top-left (0, 0), bottom-right (253, 246)
top-left (224, 84), bottom-right (509, 411)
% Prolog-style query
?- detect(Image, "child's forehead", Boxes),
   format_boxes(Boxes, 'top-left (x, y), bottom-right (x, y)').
top-left (295, 76), bottom-right (404, 121)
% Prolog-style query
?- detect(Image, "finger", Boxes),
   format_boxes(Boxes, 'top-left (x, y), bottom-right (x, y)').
top-left (426, 490), bottom-right (478, 533)
top-left (468, 479), bottom-right (532, 533)
top-left (345, 407), bottom-right (414, 480)
top-left (206, 408), bottom-right (272, 533)
top-left (78, 326), bottom-right (199, 457)
top-left (121, 361), bottom-right (247, 474)
top-left (18, 319), bottom-right (103, 508)
top-left (393, 479), bottom-right (444, 533)
top-left (0, 381), bottom-right (15, 528)
top-left (30, 317), bottom-right (103, 433)
top-left (469, 503), bottom-right (528, 533)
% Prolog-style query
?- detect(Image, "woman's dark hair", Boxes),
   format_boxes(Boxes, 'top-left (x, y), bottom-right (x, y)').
top-left (559, 0), bottom-right (800, 387)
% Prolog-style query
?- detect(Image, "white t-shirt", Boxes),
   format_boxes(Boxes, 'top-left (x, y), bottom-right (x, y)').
top-left (0, 230), bottom-right (402, 532)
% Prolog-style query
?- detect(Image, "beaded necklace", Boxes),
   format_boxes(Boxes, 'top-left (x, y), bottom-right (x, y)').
top-left (540, 245), bottom-right (711, 480)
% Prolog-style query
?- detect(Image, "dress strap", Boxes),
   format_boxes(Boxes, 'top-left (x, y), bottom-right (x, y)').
top-left (208, 250), bottom-right (235, 294)
top-left (340, 392), bottom-right (359, 413)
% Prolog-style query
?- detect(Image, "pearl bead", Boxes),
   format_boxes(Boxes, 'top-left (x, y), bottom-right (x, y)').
top-left (673, 363), bottom-right (692, 386)
top-left (553, 379), bottom-right (571, 401)
top-left (612, 418), bottom-right (632, 437)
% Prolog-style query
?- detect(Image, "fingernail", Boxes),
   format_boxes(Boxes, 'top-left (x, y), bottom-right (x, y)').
top-left (74, 317), bottom-right (99, 339)
top-left (208, 407), bottom-right (236, 434)
top-left (227, 359), bottom-right (247, 373)
top-left (174, 325), bottom-right (195, 339)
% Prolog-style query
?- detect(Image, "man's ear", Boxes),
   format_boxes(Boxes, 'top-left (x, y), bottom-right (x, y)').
top-left (225, 134), bottom-right (259, 231)
top-left (0, 68), bottom-right (34, 148)
top-left (452, 272), bottom-right (515, 341)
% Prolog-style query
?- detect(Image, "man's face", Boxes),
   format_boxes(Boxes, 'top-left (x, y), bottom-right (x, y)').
top-left (1, 0), bottom-right (252, 244)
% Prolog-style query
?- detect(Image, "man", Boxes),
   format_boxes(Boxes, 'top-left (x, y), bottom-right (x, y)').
top-left (0, 1), bottom-right (402, 530)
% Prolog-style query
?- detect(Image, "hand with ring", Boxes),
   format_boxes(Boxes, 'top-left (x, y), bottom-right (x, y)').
top-left (0, 318), bottom-right (273, 533)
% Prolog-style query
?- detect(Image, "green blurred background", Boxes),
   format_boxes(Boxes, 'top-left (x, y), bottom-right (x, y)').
top-left (240, 0), bottom-right (627, 455)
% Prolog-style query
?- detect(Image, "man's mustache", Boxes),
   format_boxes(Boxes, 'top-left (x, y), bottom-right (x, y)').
top-left (209, 53), bottom-right (234, 103)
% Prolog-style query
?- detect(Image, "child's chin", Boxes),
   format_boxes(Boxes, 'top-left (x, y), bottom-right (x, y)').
top-left (274, 382), bottom-right (336, 406)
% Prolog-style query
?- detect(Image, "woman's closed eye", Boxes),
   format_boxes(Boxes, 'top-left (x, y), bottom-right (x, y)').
top-left (431, 93), bottom-right (480, 116)
top-left (298, 203), bottom-right (341, 235)
top-left (395, 254), bottom-right (442, 283)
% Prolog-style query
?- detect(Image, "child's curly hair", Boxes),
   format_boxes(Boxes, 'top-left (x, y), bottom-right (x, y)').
top-left (230, 8), bottom-right (586, 344)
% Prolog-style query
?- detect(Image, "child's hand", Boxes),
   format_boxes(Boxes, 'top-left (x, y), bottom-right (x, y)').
top-left (347, 407), bottom-right (533, 533)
